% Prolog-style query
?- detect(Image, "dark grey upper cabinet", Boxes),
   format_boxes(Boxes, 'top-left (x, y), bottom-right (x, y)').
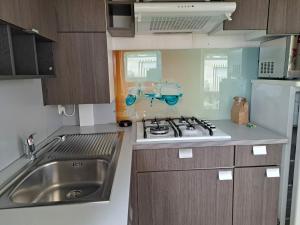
top-left (0, 0), bottom-right (57, 41)
top-left (0, 24), bottom-right (55, 79)
top-left (224, 0), bottom-right (269, 30)
top-left (268, 0), bottom-right (300, 34)
top-left (55, 0), bottom-right (106, 32)
top-left (107, 2), bottom-right (135, 37)
top-left (233, 167), bottom-right (280, 225)
top-left (138, 170), bottom-right (233, 225)
top-left (43, 33), bottom-right (110, 105)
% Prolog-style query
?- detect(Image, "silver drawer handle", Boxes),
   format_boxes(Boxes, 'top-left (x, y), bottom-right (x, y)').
top-left (178, 148), bottom-right (193, 159)
top-left (218, 170), bottom-right (233, 181)
top-left (266, 168), bottom-right (280, 178)
top-left (252, 146), bottom-right (267, 156)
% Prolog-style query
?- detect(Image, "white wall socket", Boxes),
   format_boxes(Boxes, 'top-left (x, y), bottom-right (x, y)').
top-left (58, 105), bottom-right (65, 115)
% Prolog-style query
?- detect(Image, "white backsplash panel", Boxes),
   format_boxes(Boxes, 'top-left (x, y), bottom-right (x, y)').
top-left (116, 48), bottom-right (259, 121)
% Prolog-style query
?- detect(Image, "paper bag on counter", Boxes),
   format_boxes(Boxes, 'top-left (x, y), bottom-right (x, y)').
top-left (231, 96), bottom-right (249, 125)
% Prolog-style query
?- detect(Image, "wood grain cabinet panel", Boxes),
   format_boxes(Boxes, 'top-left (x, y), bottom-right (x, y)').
top-left (138, 170), bottom-right (233, 225)
top-left (33, 0), bottom-right (57, 41)
top-left (0, 0), bottom-right (22, 27)
top-left (233, 167), bottom-right (280, 225)
top-left (55, 0), bottom-right (106, 32)
top-left (43, 33), bottom-right (110, 105)
top-left (136, 146), bottom-right (234, 172)
top-left (235, 144), bottom-right (282, 167)
top-left (0, 0), bottom-right (57, 41)
top-left (268, 0), bottom-right (300, 34)
top-left (223, 0), bottom-right (269, 30)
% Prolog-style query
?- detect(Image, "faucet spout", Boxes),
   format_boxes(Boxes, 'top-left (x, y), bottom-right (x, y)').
top-left (25, 133), bottom-right (37, 160)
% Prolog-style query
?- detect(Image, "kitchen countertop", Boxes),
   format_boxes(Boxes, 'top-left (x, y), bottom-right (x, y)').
top-left (0, 120), bottom-right (288, 225)
top-left (0, 124), bottom-right (134, 225)
top-left (133, 120), bottom-right (288, 150)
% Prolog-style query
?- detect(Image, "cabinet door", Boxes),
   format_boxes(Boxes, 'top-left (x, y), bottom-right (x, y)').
top-left (138, 170), bottom-right (233, 225)
top-left (55, 0), bottom-right (106, 32)
top-left (33, 0), bottom-right (57, 41)
top-left (43, 33), bottom-right (110, 105)
top-left (0, 0), bottom-right (57, 41)
top-left (223, 0), bottom-right (269, 30)
top-left (233, 167), bottom-right (280, 225)
top-left (0, 0), bottom-right (21, 27)
top-left (268, 0), bottom-right (300, 34)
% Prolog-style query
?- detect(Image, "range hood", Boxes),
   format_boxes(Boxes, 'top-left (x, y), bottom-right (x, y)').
top-left (134, 2), bottom-right (236, 34)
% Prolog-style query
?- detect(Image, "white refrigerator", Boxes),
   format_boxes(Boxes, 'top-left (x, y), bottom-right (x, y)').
top-left (251, 80), bottom-right (300, 225)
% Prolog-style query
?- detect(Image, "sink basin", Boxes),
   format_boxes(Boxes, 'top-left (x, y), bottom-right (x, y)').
top-left (9, 159), bottom-right (108, 204)
top-left (0, 132), bottom-right (123, 209)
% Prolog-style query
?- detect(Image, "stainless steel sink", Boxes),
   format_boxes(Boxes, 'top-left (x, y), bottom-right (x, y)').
top-left (10, 159), bottom-right (108, 204)
top-left (0, 132), bottom-right (123, 209)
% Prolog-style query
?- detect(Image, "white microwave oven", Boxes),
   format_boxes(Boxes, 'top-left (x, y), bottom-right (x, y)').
top-left (258, 36), bottom-right (300, 79)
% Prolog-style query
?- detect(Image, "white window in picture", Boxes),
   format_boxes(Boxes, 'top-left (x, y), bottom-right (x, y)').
top-left (124, 51), bottom-right (162, 82)
top-left (203, 53), bottom-right (229, 110)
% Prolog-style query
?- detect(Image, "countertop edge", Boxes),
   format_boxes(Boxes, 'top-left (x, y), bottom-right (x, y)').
top-left (133, 138), bottom-right (288, 150)
top-left (0, 124), bottom-right (134, 225)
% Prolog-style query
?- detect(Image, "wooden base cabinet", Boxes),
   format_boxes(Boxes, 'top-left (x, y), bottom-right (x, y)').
top-left (137, 170), bottom-right (233, 225)
top-left (131, 145), bottom-right (282, 225)
top-left (233, 167), bottom-right (280, 225)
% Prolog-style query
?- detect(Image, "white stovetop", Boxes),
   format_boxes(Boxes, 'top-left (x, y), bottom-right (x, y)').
top-left (136, 121), bottom-right (232, 143)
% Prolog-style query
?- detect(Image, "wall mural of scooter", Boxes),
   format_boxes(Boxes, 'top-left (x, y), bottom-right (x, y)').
top-left (125, 81), bottom-right (183, 107)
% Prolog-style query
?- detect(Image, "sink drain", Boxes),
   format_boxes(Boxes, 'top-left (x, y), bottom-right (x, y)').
top-left (66, 190), bottom-right (82, 199)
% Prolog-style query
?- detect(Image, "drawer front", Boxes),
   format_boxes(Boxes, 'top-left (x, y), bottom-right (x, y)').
top-left (136, 146), bottom-right (234, 172)
top-left (235, 145), bottom-right (282, 167)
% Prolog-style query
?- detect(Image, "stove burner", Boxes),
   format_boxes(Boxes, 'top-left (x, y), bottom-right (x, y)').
top-left (150, 125), bottom-right (170, 135)
top-left (186, 125), bottom-right (195, 130)
top-left (151, 118), bottom-right (160, 125)
top-left (179, 118), bottom-right (186, 124)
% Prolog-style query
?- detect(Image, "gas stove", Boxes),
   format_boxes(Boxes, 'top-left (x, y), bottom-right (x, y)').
top-left (136, 117), bottom-right (231, 143)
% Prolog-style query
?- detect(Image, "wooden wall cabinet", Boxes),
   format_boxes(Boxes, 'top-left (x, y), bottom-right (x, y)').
top-left (55, 0), bottom-right (106, 32)
top-left (0, 0), bottom-right (57, 41)
top-left (107, 1), bottom-right (135, 37)
top-left (224, 0), bottom-right (300, 34)
top-left (42, 33), bottom-right (111, 105)
top-left (223, 0), bottom-right (269, 30)
top-left (42, 0), bottom-right (114, 105)
top-left (268, 0), bottom-right (300, 34)
top-left (0, 24), bottom-right (55, 79)
top-left (33, 0), bottom-right (58, 41)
